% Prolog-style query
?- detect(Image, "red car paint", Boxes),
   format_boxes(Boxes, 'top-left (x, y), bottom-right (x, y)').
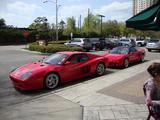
top-left (9, 51), bottom-right (107, 90)
top-left (104, 47), bottom-right (145, 68)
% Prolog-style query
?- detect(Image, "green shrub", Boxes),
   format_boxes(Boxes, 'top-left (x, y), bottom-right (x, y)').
top-left (46, 44), bottom-right (71, 53)
top-left (70, 46), bottom-right (83, 51)
top-left (28, 42), bottom-right (83, 53)
top-left (29, 44), bottom-right (46, 52)
top-left (48, 40), bottom-right (69, 45)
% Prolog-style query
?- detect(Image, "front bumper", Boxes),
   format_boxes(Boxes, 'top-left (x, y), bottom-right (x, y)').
top-left (9, 75), bottom-right (43, 90)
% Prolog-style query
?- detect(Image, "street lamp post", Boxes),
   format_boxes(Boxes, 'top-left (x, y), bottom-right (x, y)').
top-left (43, 0), bottom-right (60, 41)
top-left (97, 14), bottom-right (105, 36)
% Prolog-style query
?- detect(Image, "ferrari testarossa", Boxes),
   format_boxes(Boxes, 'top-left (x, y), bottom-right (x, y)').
top-left (9, 51), bottom-right (107, 90)
top-left (104, 46), bottom-right (145, 68)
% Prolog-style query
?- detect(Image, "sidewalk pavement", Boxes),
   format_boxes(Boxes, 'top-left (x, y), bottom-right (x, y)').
top-left (55, 59), bottom-right (160, 120)
top-left (83, 104), bottom-right (151, 120)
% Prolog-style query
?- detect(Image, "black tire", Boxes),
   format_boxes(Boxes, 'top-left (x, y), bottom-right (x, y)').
top-left (92, 45), bottom-right (96, 51)
top-left (140, 54), bottom-right (145, 62)
top-left (137, 43), bottom-right (142, 47)
top-left (148, 49), bottom-right (151, 52)
top-left (96, 63), bottom-right (105, 76)
top-left (123, 59), bottom-right (129, 68)
top-left (84, 48), bottom-right (90, 52)
top-left (44, 72), bottom-right (59, 89)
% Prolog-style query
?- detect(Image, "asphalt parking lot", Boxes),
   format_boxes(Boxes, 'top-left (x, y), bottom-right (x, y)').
top-left (0, 45), bottom-right (159, 120)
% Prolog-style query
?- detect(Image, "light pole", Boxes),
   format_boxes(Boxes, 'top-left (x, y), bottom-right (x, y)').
top-left (97, 14), bottom-right (105, 36)
top-left (43, 0), bottom-right (61, 41)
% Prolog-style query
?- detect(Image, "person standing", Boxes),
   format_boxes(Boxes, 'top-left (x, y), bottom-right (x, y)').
top-left (144, 62), bottom-right (160, 119)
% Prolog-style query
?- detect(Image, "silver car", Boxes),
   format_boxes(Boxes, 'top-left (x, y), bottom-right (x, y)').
top-left (146, 39), bottom-right (160, 52)
top-left (64, 38), bottom-right (92, 51)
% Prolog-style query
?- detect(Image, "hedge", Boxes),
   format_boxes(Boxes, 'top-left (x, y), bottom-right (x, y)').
top-left (48, 40), bottom-right (69, 45)
top-left (28, 42), bottom-right (83, 53)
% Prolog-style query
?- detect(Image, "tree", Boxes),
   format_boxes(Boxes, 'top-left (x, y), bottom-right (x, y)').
top-left (103, 20), bottom-right (121, 37)
top-left (82, 12), bottom-right (100, 36)
top-left (59, 20), bottom-right (65, 30)
top-left (28, 17), bottom-right (49, 39)
top-left (64, 17), bottom-right (76, 35)
top-left (0, 18), bottom-right (6, 28)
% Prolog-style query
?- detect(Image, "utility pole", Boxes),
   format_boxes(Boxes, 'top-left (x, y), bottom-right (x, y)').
top-left (97, 14), bottom-right (105, 36)
top-left (55, 0), bottom-right (58, 41)
top-left (88, 8), bottom-right (90, 38)
top-left (43, 0), bottom-right (60, 41)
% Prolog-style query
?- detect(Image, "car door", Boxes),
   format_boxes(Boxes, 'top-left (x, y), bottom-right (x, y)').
top-left (61, 54), bottom-right (90, 82)
top-left (129, 47), bottom-right (138, 62)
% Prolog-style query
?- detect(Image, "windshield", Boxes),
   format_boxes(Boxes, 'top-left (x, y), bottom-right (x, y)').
top-left (72, 38), bottom-right (82, 42)
top-left (120, 39), bottom-right (130, 42)
top-left (110, 47), bottom-right (129, 54)
top-left (43, 53), bottom-right (68, 65)
top-left (148, 40), bottom-right (159, 43)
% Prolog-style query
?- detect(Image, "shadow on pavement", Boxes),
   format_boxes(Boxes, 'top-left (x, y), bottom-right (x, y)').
top-left (15, 69), bottom-right (116, 96)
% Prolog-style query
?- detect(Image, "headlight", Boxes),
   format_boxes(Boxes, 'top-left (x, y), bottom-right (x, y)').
top-left (10, 67), bottom-right (18, 73)
top-left (21, 72), bottom-right (32, 79)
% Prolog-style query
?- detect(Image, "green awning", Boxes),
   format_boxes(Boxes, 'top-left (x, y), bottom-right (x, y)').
top-left (126, 3), bottom-right (160, 31)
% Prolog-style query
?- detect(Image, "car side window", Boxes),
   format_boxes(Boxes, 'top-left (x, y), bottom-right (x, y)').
top-left (78, 54), bottom-right (89, 62)
top-left (68, 55), bottom-right (79, 64)
top-left (129, 47), bottom-right (137, 53)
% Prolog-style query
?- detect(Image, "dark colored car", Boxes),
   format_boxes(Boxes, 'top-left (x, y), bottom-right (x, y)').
top-left (89, 38), bottom-right (106, 50)
top-left (105, 39), bottom-right (121, 49)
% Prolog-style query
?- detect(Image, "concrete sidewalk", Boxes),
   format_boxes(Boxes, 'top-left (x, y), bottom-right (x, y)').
top-left (0, 94), bottom-right (82, 120)
top-left (83, 104), bottom-right (150, 120)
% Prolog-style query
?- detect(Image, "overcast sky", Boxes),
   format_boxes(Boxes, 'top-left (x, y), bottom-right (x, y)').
top-left (0, 0), bottom-right (132, 27)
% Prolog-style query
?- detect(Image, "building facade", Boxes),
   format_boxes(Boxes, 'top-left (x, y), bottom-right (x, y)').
top-left (133, 0), bottom-right (159, 15)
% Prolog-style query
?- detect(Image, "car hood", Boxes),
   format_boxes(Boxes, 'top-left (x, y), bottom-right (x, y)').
top-left (105, 54), bottom-right (125, 61)
top-left (10, 62), bottom-right (56, 77)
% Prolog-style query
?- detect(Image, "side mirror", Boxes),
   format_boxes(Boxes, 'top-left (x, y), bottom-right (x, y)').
top-left (38, 56), bottom-right (47, 62)
top-left (64, 61), bottom-right (72, 65)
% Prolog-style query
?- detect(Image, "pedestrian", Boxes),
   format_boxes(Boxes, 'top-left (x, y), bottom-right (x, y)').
top-left (144, 62), bottom-right (160, 119)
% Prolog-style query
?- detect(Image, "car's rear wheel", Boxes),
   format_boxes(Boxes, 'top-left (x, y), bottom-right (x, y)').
top-left (44, 72), bottom-right (59, 89)
top-left (140, 54), bottom-right (145, 62)
top-left (96, 63), bottom-right (105, 76)
top-left (137, 43), bottom-right (142, 47)
top-left (148, 49), bottom-right (151, 52)
top-left (123, 59), bottom-right (129, 68)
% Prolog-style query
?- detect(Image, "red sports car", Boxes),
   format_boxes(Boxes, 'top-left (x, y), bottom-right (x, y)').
top-left (9, 51), bottom-right (107, 90)
top-left (104, 46), bottom-right (145, 68)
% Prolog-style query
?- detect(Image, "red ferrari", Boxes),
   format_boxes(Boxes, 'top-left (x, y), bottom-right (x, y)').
top-left (9, 51), bottom-right (107, 90)
top-left (104, 46), bottom-right (145, 68)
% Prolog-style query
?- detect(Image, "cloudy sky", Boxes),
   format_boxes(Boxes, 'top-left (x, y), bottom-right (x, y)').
top-left (0, 0), bottom-right (132, 27)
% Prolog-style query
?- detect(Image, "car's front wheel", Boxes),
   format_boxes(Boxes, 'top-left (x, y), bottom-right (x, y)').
top-left (96, 63), bottom-right (105, 76)
top-left (44, 72), bottom-right (59, 89)
top-left (123, 59), bottom-right (129, 68)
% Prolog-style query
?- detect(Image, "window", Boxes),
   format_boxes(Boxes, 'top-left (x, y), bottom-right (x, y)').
top-left (67, 54), bottom-right (89, 64)
top-left (129, 47), bottom-right (137, 53)
top-left (78, 54), bottom-right (89, 62)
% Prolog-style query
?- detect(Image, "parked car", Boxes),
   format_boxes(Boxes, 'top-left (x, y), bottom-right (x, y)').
top-left (146, 39), bottom-right (160, 52)
top-left (119, 38), bottom-right (136, 47)
top-left (104, 46), bottom-right (145, 68)
top-left (64, 38), bottom-right (92, 51)
top-left (105, 39), bottom-right (121, 49)
top-left (89, 38), bottom-right (106, 50)
top-left (135, 39), bottom-right (147, 47)
top-left (9, 51), bottom-right (107, 90)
